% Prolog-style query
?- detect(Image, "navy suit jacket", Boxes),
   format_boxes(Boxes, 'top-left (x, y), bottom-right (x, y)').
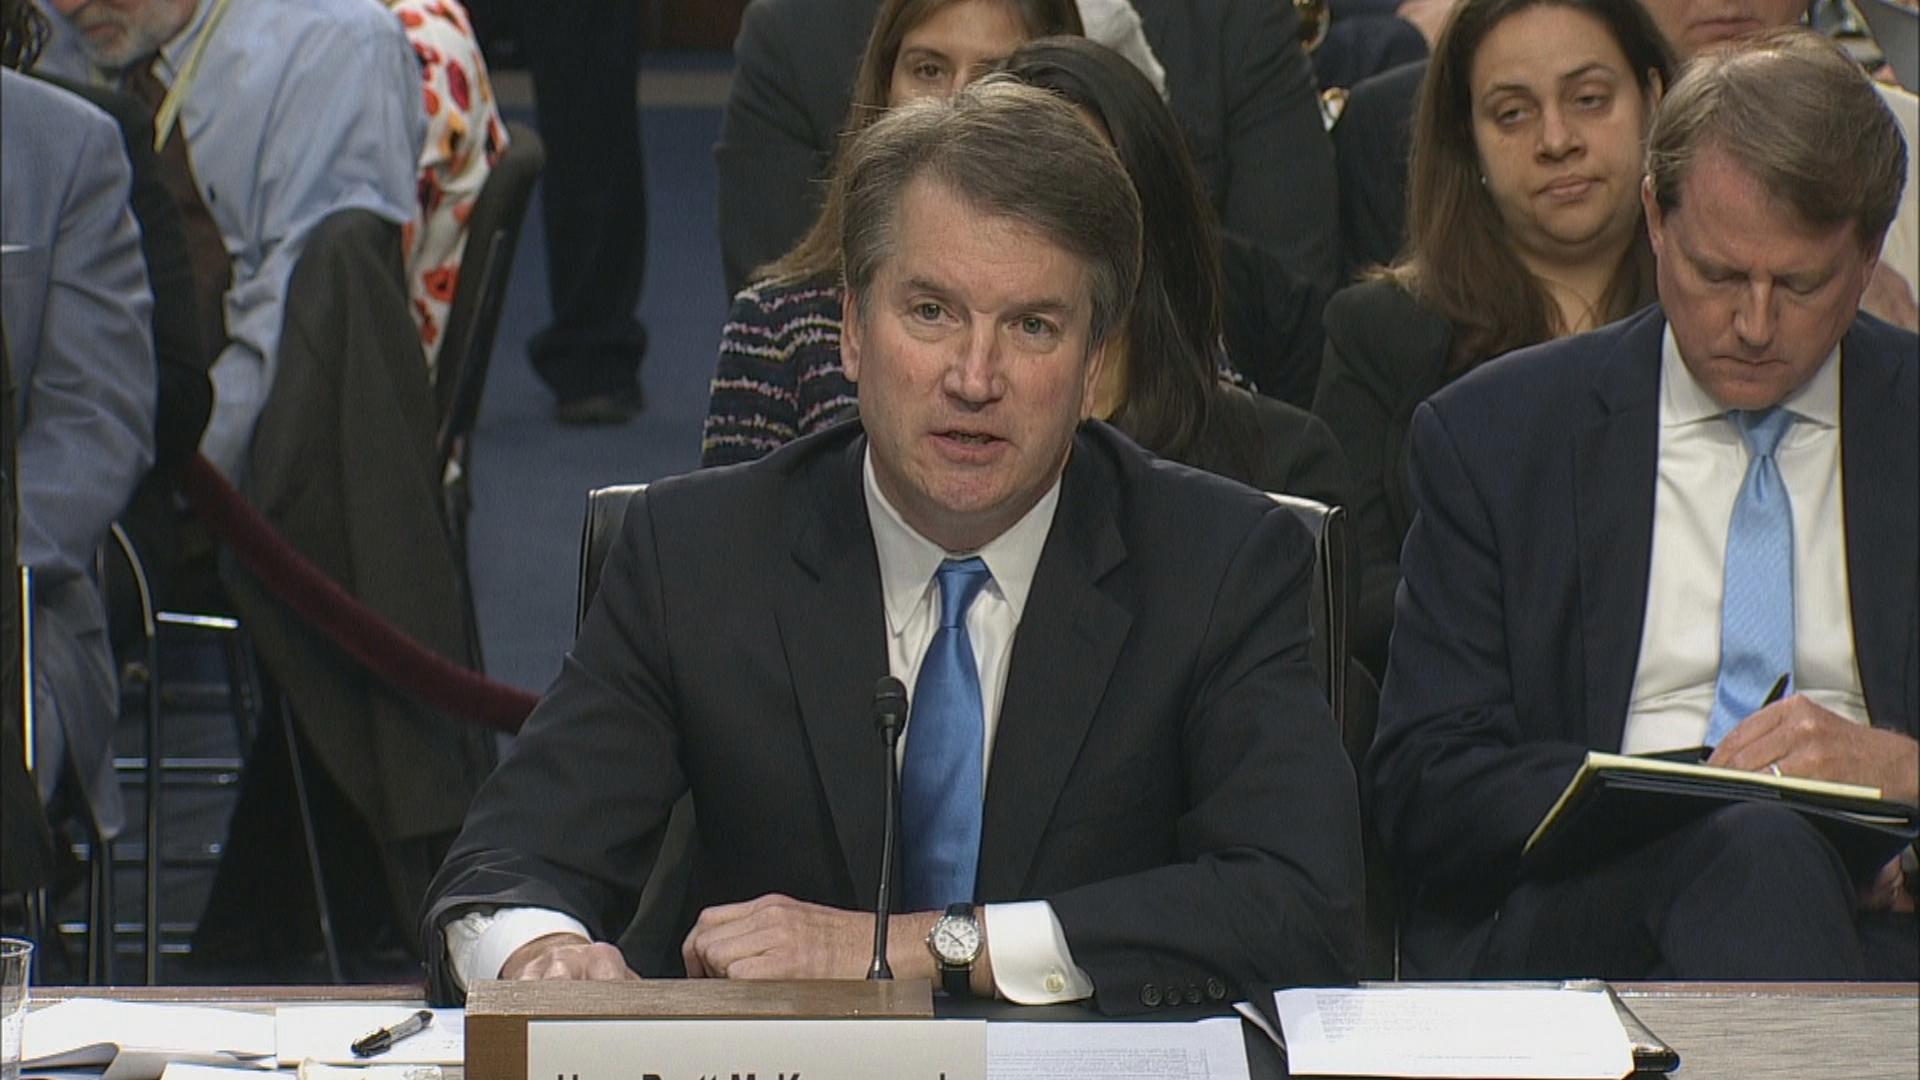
top-left (1367, 305), bottom-right (1920, 975)
top-left (424, 421), bottom-right (1363, 1010)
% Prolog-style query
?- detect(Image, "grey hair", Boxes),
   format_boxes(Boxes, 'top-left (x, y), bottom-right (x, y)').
top-left (1646, 26), bottom-right (1905, 249)
top-left (835, 75), bottom-right (1143, 348)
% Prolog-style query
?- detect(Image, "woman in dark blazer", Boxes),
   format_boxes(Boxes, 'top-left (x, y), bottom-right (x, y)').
top-left (1312, 0), bottom-right (1672, 675)
top-left (1005, 37), bottom-right (1348, 504)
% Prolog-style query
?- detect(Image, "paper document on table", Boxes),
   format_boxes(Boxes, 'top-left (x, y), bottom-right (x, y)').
top-left (158, 1065), bottom-right (441, 1080)
top-left (1271, 986), bottom-right (1634, 1078)
top-left (274, 1006), bottom-right (463, 1065)
top-left (986, 1017), bottom-right (1250, 1079)
top-left (22, 999), bottom-right (276, 1080)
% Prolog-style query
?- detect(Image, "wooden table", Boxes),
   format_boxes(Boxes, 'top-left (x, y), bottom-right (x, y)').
top-left (1615, 982), bottom-right (1917, 1080)
top-left (35, 981), bottom-right (1920, 1079)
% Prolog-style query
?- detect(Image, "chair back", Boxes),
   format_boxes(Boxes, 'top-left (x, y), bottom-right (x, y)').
top-left (577, 482), bottom-right (697, 975)
top-left (1267, 492), bottom-right (1397, 978)
top-left (435, 123), bottom-right (546, 474)
top-left (579, 484), bottom-right (647, 633)
top-left (1266, 493), bottom-right (1351, 735)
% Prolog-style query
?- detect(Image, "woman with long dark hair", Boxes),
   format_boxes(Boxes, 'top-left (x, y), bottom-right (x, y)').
top-left (1003, 36), bottom-right (1348, 500)
top-left (1313, 0), bottom-right (1673, 673)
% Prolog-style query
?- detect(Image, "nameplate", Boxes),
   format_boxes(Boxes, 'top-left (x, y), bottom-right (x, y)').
top-left (526, 1018), bottom-right (987, 1080)
top-left (464, 979), bottom-right (936, 1080)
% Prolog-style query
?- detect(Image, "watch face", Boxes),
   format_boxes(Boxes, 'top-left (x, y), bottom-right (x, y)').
top-left (932, 916), bottom-right (981, 963)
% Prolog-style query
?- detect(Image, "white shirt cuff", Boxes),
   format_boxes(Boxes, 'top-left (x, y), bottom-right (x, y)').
top-left (444, 906), bottom-right (593, 991)
top-left (982, 900), bottom-right (1094, 1004)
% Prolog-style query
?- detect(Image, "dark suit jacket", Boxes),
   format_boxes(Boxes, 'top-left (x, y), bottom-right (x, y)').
top-left (424, 421), bottom-right (1363, 1010)
top-left (715, 0), bottom-right (1338, 296)
top-left (1366, 306), bottom-right (1920, 976)
top-left (1332, 59), bottom-right (1423, 283)
top-left (1312, 278), bottom-right (1452, 676)
top-left (43, 76), bottom-right (213, 473)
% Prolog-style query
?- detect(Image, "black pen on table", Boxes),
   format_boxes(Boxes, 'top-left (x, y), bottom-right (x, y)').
top-left (352, 1009), bottom-right (433, 1058)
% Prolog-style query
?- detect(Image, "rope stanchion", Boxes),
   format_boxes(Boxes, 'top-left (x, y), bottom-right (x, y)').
top-left (179, 454), bottom-right (537, 733)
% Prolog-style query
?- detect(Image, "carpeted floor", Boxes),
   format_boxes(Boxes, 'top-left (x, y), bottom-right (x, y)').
top-left (470, 98), bottom-right (729, 695)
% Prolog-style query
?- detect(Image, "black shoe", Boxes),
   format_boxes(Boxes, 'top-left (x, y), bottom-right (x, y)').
top-left (554, 383), bottom-right (645, 426)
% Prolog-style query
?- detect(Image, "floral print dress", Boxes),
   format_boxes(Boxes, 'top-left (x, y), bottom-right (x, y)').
top-left (388, 0), bottom-right (508, 372)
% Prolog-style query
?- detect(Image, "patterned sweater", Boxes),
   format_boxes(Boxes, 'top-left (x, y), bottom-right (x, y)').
top-left (701, 278), bottom-right (856, 467)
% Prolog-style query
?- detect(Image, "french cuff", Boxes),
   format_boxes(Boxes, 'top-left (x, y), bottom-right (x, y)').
top-left (445, 906), bottom-right (593, 991)
top-left (981, 900), bottom-right (1094, 1004)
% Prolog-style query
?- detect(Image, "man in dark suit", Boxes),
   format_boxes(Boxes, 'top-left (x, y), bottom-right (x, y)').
top-left (425, 79), bottom-right (1361, 1012)
top-left (714, 0), bottom-right (1338, 298)
top-left (1369, 30), bottom-right (1917, 980)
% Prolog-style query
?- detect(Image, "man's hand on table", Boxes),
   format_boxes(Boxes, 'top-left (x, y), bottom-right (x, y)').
top-left (1708, 695), bottom-right (1920, 804)
top-left (500, 933), bottom-right (639, 981)
top-left (681, 893), bottom-right (993, 994)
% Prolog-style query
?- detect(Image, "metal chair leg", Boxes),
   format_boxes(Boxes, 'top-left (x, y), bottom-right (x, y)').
top-left (141, 640), bottom-right (161, 985)
top-left (277, 695), bottom-right (343, 984)
top-left (23, 891), bottom-right (46, 982)
top-left (87, 834), bottom-right (114, 984)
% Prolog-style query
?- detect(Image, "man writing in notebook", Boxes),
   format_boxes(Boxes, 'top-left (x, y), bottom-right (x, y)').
top-left (421, 79), bottom-right (1361, 1011)
top-left (1369, 29), bottom-right (1917, 981)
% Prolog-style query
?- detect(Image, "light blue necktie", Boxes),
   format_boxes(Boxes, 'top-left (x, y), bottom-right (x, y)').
top-left (901, 556), bottom-right (992, 911)
top-left (1705, 408), bottom-right (1796, 746)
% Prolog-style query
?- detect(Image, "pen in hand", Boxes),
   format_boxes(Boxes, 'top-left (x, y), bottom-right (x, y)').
top-left (1761, 673), bottom-right (1791, 708)
top-left (351, 1009), bottom-right (433, 1058)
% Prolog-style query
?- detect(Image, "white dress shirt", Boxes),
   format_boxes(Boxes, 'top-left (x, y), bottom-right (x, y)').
top-left (1621, 327), bottom-right (1867, 754)
top-left (447, 451), bottom-right (1094, 1004)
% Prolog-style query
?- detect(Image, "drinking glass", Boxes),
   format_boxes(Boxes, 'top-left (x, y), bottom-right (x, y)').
top-left (0, 937), bottom-right (31, 1080)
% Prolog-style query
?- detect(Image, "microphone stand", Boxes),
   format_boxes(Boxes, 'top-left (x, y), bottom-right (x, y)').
top-left (869, 676), bottom-right (908, 980)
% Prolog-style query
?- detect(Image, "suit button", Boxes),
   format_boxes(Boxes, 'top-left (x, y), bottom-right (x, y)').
top-left (1141, 984), bottom-right (1163, 1007)
top-left (1044, 972), bottom-right (1066, 994)
top-left (1163, 984), bottom-right (1182, 1007)
top-left (1184, 985), bottom-right (1203, 1005)
top-left (1206, 978), bottom-right (1228, 1001)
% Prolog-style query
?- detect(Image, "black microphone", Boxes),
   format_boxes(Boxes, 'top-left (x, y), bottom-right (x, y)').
top-left (868, 675), bottom-right (909, 980)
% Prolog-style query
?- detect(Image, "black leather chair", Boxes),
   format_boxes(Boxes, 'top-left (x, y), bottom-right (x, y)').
top-left (577, 484), bottom-right (692, 972)
top-left (1266, 493), bottom-right (1396, 977)
top-left (1265, 494), bottom-right (1350, 736)
top-left (435, 124), bottom-right (546, 544)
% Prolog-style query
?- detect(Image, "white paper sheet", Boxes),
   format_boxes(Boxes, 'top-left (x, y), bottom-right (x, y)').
top-left (1271, 986), bottom-right (1634, 1079)
top-left (986, 1017), bottom-right (1251, 1079)
top-left (273, 1007), bottom-right (463, 1066)
top-left (23, 1000), bottom-right (276, 1080)
top-left (157, 1065), bottom-right (441, 1080)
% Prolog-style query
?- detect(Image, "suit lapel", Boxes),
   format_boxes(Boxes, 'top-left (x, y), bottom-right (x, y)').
top-left (1838, 323), bottom-right (1919, 735)
top-left (1571, 310), bottom-right (1664, 750)
top-left (774, 437), bottom-right (893, 905)
top-left (977, 435), bottom-right (1131, 899)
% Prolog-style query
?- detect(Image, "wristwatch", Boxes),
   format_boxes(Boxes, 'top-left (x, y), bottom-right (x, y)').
top-left (926, 903), bottom-right (982, 997)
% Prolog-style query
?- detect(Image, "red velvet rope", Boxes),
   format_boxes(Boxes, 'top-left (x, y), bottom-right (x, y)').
top-left (180, 454), bottom-right (536, 733)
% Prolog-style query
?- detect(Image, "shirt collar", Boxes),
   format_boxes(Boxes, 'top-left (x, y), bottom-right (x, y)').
top-left (863, 447), bottom-right (1061, 636)
top-left (155, 0), bottom-right (219, 78)
top-left (1659, 322), bottom-right (1842, 430)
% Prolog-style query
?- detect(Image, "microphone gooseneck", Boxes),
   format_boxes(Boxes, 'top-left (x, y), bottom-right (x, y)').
top-left (869, 675), bottom-right (909, 980)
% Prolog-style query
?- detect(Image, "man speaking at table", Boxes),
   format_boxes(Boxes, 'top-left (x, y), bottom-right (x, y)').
top-left (1369, 29), bottom-right (1918, 981)
top-left (421, 78), bottom-right (1362, 1013)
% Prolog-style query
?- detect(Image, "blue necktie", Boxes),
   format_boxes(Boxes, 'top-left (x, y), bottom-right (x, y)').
top-left (901, 557), bottom-right (992, 911)
top-left (1705, 408), bottom-right (1796, 746)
